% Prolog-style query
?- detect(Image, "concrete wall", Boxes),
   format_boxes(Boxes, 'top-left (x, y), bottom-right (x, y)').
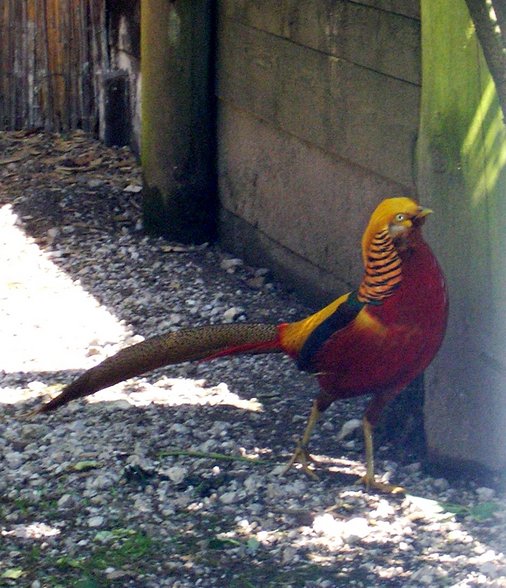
top-left (216, 0), bottom-right (422, 302)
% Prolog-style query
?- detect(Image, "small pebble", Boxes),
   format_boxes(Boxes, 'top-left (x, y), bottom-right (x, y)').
top-left (476, 486), bottom-right (495, 501)
top-left (165, 466), bottom-right (187, 484)
top-left (223, 306), bottom-right (245, 322)
top-left (220, 258), bottom-right (243, 272)
top-left (88, 516), bottom-right (104, 528)
top-left (220, 491), bottom-right (239, 505)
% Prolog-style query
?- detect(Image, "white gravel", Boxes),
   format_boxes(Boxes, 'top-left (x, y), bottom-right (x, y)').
top-left (0, 131), bottom-right (505, 587)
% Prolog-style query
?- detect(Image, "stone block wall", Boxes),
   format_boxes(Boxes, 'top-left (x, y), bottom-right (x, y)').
top-left (216, 0), bottom-right (421, 302)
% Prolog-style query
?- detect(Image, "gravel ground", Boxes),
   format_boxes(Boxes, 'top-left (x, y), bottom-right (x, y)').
top-left (0, 130), bottom-right (505, 587)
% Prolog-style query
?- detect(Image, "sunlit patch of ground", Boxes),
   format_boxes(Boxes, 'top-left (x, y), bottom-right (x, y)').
top-left (0, 203), bottom-right (262, 415)
top-left (1, 204), bottom-right (129, 373)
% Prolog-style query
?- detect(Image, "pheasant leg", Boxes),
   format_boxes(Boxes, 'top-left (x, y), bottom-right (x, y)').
top-left (356, 417), bottom-right (405, 494)
top-left (282, 401), bottom-right (321, 480)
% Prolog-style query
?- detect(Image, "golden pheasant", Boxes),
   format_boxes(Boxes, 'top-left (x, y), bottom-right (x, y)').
top-left (36, 197), bottom-right (448, 492)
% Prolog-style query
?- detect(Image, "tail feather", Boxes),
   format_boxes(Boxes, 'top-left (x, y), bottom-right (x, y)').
top-left (37, 323), bottom-right (281, 414)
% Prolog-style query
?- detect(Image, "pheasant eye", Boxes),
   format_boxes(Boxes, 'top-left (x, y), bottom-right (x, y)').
top-left (395, 213), bottom-right (406, 222)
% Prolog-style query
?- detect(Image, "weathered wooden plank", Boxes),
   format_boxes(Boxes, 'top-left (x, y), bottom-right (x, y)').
top-left (218, 104), bottom-right (410, 301)
top-left (219, 0), bottom-right (420, 84)
top-left (0, 0), bottom-right (10, 127)
top-left (142, 0), bottom-right (217, 243)
top-left (419, 0), bottom-right (506, 472)
top-left (0, 0), bottom-right (106, 133)
top-left (217, 19), bottom-right (280, 123)
top-left (219, 0), bottom-right (286, 36)
top-left (217, 19), bottom-right (419, 187)
top-left (8, 0), bottom-right (18, 127)
top-left (79, 0), bottom-right (90, 131)
top-left (277, 41), bottom-right (346, 153)
top-left (351, 0), bottom-right (420, 19)
top-left (26, 0), bottom-right (36, 127)
top-left (0, 3), bottom-right (4, 126)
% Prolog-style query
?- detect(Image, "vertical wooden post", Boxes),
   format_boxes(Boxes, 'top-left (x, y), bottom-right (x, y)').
top-left (141, 0), bottom-right (217, 244)
top-left (418, 0), bottom-right (506, 474)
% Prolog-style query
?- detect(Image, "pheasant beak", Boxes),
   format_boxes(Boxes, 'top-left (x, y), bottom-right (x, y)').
top-left (416, 206), bottom-right (433, 218)
top-left (413, 206), bottom-right (433, 225)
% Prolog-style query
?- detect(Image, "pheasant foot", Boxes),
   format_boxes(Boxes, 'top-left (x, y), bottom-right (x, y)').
top-left (282, 443), bottom-right (319, 480)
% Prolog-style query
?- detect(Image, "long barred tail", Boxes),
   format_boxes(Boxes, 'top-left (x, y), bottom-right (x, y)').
top-left (37, 323), bottom-right (281, 413)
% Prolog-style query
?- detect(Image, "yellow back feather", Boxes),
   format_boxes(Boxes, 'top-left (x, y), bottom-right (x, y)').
top-left (280, 292), bottom-right (350, 356)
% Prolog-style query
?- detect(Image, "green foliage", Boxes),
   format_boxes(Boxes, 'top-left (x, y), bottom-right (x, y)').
top-left (1, 569), bottom-right (24, 580)
top-left (73, 579), bottom-right (102, 588)
top-left (70, 461), bottom-right (102, 472)
top-left (440, 501), bottom-right (502, 520)
top-left (208, 536), bottom-right (242, 550)
top-left (158, 448), bottom-right (271, 465)
top-left (53, 528), bottom-right (157, 587)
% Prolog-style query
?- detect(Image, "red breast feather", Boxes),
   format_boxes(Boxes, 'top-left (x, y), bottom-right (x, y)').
top-left (313, 238), bottom-right (448, 408)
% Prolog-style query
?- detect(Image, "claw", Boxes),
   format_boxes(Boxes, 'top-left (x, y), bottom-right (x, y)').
top-left (282, 443), bottom-right (319, 480)
top-left (356, 474), bottom-right (405, 494)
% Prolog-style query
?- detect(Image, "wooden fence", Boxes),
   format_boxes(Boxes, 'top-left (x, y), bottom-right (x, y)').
top-left (0, 0), bottom-right (107, 133)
